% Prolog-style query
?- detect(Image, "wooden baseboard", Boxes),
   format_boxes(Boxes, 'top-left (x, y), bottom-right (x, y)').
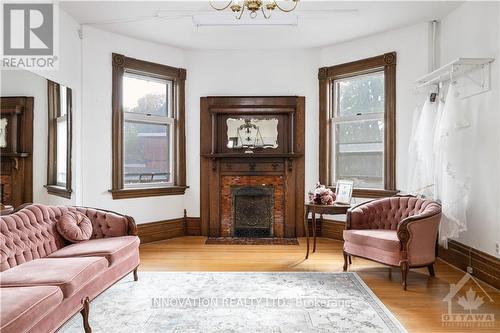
top-left (137, 218), bottom-right (185, 244)
top-left (439, 240), bottom-right (500, 290)
top-left (306, 218), bottom-right (345, 240)
top-left (186, 217), bottom-right (201, 236)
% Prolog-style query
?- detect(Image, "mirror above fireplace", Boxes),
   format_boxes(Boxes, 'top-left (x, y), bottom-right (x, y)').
top-left (226, 118), bottom-right (279, 150)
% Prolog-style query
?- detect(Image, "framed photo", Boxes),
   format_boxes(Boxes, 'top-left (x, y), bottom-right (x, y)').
top-left (335, 180), bottom-right (353, 205)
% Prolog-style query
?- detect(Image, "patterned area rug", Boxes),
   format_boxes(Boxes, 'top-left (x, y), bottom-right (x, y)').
top-left (60, 272), bottom-right (406, 333)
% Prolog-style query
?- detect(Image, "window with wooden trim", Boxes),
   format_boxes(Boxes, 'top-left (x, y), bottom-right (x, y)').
top-left (318, 52), bottom-right (397, 198)
top-left (110, 53), bottom-right (187, 199)
top-left (47, 81), bottom-right (72, 198)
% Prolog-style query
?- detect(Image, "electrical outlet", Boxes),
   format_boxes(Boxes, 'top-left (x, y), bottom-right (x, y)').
top-left (467, 266), bottom-right (474, 274)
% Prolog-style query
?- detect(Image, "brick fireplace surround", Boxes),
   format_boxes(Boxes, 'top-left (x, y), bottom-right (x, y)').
top-left (220, 175), bottom-right (285, 238)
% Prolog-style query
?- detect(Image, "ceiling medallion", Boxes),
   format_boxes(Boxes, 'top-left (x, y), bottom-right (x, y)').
top-left (210, 0), bottom-right (300, 19)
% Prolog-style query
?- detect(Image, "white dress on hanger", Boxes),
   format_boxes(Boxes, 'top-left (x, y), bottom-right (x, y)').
top-left (435, 85), bottom-right (470, 245)
top-left (408, 98), bottom-right (438, 197)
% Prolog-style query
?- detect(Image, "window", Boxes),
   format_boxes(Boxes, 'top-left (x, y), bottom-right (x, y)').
top-left (111, 53), bottom-right (187, 199)
top-left (319, 52), bottom-right (397, 197)
top-left (47, 81), bottom-right (72, 198)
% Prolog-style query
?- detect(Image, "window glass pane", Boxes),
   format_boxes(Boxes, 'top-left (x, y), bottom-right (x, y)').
top-left (56, 118), bottom-right (67, 185)
top-left (333, 119), bottom-right (384, 189)
top-left (124, 121), bottom-right (171, 185)
top-left (123, 73), bottom-right (170, 117)
top-left (59, 86), bottom-right (67, 116)
top-left (334, 71), bottom-right (384, 117)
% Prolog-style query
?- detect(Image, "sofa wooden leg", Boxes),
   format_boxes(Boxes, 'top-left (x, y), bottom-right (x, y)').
top-left (343, 252), bottom-right (348, 271)
top-left (427, 264), bottom-right (435, 277)
top-left (133, 267), bottom-right (138, 281)
top-left (400, 262), bottom-right (409, 291)
top-left (81, 297), bottom-right (91, 333)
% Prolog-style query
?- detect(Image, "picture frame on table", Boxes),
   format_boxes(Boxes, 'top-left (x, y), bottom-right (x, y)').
top-left (335, 180), bottom-right (353, 205)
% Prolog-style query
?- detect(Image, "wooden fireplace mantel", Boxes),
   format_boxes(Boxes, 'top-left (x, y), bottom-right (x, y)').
top-left (200, 96), bottom-right (305, 238)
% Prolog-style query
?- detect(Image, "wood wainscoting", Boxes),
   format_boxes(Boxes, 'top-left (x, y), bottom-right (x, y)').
top-left (439, 239), bottom-right (500, 290)
top-left (138, 215), bottom-right (201, 243)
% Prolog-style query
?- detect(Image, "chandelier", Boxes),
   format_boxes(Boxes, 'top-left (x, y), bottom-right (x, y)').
top-left (209, 0), bottom-right (300, 19)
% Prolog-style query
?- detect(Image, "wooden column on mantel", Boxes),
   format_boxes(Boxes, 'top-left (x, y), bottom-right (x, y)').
top-left (200, 96), bottom-right (305, 238)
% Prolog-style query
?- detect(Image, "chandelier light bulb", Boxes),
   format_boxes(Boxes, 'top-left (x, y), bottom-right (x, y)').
top-left (209, 0), bottom-right (299, 19)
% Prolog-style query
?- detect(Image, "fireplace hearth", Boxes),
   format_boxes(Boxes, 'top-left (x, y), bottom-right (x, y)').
top-left (231, 186), bottom-right (274, 238)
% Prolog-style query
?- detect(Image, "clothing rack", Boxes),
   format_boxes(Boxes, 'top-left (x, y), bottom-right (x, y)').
top-left (415, 58), bottom-right (494, 99)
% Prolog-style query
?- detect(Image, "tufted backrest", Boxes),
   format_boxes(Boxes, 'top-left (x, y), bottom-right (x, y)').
top-left (0, 204), bottom-right (66, 271)
top-left (348, 196), bottom-right (441, 230)
top-left (0, 204), bottom-right (131, 271)
top-left (69, 207), bottom-right (129, 239)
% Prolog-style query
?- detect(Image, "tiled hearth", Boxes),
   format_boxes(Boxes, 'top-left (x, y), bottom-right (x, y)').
top-left (220, 175), bottom-right (285, 238)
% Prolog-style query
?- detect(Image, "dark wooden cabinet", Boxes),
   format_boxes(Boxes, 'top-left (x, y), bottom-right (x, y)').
top-left (0, 97), bottom-right (33, 207)
top-left (200, 96), bottom-right (305, 238)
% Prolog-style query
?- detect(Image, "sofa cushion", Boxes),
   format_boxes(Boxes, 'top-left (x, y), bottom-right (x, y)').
top-left (0, 286), bottom-right (63, 333)
top-left (57, 211), bottom-right (93, 243)
top-left (47, 236), bottom-right (140, 265)
top-left (343, 229), bottom-right (400, 252)
top-left (0, 257), bottom-right (108, 298)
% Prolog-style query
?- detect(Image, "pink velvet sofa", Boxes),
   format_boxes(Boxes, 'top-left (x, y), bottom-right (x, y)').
top-left (0, 204), bottom-right (140, 333)
top-left (343, 195), bottom-right (442, 290)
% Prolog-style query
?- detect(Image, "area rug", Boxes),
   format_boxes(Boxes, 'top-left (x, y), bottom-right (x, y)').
top-left (60, 272), bottom-right (406, 333)
top-left (205, 237), bottom-right (299, 245)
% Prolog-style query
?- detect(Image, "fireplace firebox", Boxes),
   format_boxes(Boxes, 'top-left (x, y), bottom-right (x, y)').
top-left (231, 186), bottom-right (274, 237)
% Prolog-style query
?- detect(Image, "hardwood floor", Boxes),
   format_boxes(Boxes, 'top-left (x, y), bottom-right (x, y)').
top-left (139, 236), bottom-right (500, 333)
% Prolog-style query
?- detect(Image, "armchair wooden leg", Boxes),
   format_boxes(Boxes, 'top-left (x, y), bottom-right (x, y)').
top-left (133, 267), bottom-right (139, 281)
top-left (400, 262), bottom-right (409, 291)
top-left (343, 252), bottom-right (348, 271)
top-left (348, 255), bottom-right (352, 265)
top-left (81, 297), bottom-right (91, 333)
top-left (427, 264), bottom-right (435, 277)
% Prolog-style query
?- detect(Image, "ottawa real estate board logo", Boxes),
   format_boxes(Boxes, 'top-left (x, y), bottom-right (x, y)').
top-left (442, 273), bottom-right (496, 329)
top-left (2, 2), bottom-right (58, 69)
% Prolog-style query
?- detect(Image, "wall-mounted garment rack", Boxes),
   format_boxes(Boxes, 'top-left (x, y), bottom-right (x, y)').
top-left (415, 58), bottom-right (494, 99)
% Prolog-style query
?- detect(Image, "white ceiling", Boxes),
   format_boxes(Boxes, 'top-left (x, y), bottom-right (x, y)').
top-left (60, 1), bottom-right (462, 50)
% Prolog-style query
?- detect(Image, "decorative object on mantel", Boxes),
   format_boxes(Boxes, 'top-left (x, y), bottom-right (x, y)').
top-left (308, 182), bottom-right (335, 205)
top-left (60, 272), bottom-right (406, 333)
top-left (210, 0), bottom-right (300, 19)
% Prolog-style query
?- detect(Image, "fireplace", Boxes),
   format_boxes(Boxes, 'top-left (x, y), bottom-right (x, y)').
top-left (231, 186), bottom-right (274, 238)
top-left (200, 96), bottom-right (305, 239)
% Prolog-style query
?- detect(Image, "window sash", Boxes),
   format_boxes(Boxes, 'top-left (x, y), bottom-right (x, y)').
top-left (56, 115), bottom-right (68, 186)
top-left (330, 71), bottom-right (386, 190)
top-left (122, 119), bottom-right (175, 188)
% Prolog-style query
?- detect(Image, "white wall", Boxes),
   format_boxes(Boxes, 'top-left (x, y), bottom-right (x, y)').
top-left (440, 1), bottom-right (500, 257)
top-left (0, 9), bottom-right (82, 206)
top-left (184, 49), bottom-right (319, 217)
top-left (319, 22), bottom-right (430, 192)
top-left (80, 26), bottom-right (187, 223)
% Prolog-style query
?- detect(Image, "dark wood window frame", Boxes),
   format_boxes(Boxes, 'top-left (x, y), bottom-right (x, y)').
top-left (110, 53), bottom-right (187, 199)
top-left (46, 81), bottom-right (72, 199)
top-left (318, 52), bottom-right (398, 198)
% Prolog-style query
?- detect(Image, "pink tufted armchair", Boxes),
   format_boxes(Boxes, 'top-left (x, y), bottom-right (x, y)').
top-left (343, 195), bottom-right (442, 290)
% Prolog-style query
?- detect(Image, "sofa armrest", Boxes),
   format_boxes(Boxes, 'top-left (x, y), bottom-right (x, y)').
top-left (72, 207), bottom-right (137, 238)
top-left (346, 200), bottom-right (376, 230)
top-left (397, 209), bottom-right (442, 266)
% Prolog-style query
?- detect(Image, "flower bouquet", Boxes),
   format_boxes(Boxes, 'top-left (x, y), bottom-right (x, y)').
top-left (308, 182), bottom-right (336, 205)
